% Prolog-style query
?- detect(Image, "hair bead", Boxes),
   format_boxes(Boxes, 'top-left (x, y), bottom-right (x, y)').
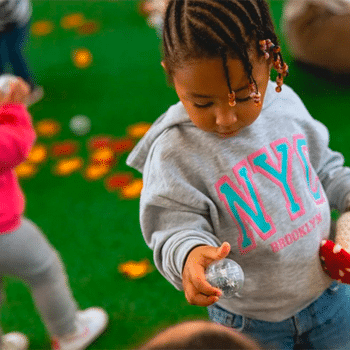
top-left (259, 40), bottom-right (269, 60)
top-left (272, 45), bottom-right (281, 54)
top-left (228, 91), bottom-right (236, 107)
top-left (249, 82), bottom-right (261, 107)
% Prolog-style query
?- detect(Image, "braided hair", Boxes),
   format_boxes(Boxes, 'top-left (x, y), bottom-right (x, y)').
top-left (162, 0), bottom-right (286, 96)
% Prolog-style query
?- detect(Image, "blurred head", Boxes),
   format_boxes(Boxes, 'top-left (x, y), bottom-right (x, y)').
top-left (138, 320), bottom-right (262, 350)
top-left (161, 0), bottom-right (288, 138)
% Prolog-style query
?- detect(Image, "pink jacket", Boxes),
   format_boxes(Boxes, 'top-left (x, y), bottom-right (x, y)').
top-left (0, 104), bottom-right (36, 233)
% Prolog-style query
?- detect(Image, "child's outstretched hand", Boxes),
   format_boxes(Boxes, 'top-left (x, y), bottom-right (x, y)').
top-left (0, 77), bottom-right (31, 107)
top-left (320, 212), bottom-right (350, 283)
top-left (182, 242), bottom-right (231, 306)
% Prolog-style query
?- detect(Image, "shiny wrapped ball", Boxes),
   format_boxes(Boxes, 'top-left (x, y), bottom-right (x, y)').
top-left (69, 115), bottom-right (91, 136)
top-left (205, 258), bottom-right (244, 299)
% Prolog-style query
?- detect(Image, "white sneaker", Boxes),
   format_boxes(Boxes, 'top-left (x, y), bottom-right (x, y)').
top-left (51, 307), bottom-right (108, 350)
top-left (1, 332), bottom-right (29, 350)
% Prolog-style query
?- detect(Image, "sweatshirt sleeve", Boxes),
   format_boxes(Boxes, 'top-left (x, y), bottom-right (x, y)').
top-left (0, 103), bottom-right (36, 171)
top-left (140, 133), bottom-right (222, 291)
top-left (298, 102), bottom-right (350, 214)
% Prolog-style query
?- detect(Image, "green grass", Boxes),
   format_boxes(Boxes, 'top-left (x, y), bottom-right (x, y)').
top-left (1, 1), bottom-right (203, 349)
top-left (1, 1), bottom-right (350, 349)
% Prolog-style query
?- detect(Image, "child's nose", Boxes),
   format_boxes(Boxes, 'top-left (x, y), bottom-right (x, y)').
top-left (215, 109), bottom-right (237, 126)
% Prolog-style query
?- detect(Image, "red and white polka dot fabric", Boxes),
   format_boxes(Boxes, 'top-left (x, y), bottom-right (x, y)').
top-left (320, 240), bottom-right (350, 283)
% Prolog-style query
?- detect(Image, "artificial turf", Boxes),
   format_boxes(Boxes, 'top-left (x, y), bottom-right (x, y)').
top-left (1, 1), bottom-right (349, 349)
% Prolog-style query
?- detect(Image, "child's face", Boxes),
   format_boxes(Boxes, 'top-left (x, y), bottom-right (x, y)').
top-left (171, 56), bottom-right (271, 138)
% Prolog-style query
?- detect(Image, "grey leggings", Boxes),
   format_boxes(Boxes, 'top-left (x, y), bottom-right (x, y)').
top-left (0, 218), bottom-right (78, 337)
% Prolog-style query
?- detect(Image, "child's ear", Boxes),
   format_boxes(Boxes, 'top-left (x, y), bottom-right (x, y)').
top-left (267, 56), bottom-right (274, 70)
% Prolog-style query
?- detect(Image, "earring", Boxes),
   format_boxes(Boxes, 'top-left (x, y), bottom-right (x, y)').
top-left (228, 91), bottom-right (236, 107)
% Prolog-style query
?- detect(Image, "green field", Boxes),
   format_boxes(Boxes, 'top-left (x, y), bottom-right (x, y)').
top-left (1, 1), bottom-right (349, 349)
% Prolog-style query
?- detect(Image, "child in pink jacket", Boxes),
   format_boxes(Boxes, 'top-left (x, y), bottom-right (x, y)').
top-left (0, 76), bottom-right (108, 350)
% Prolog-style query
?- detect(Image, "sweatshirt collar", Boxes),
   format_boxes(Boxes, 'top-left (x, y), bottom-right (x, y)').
top-left (127, 80), bottom-right (276, 173)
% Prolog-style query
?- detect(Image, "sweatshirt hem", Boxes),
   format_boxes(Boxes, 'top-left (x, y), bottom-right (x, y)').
top-left (215, 280), bottom-right (333, 323)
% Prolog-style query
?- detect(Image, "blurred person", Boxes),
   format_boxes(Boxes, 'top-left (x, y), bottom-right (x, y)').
top-left (0, 0), bottom-right (43, 105)
top-left (137, 320), bottom-right (262, 350)
top-left (0, 76), bottom-right (108, 350)
top-left (282, 0), bottom-right (350, 81)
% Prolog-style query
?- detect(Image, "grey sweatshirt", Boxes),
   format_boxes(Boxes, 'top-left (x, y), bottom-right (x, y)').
top-left (127, 81), bottom-right (350, 322)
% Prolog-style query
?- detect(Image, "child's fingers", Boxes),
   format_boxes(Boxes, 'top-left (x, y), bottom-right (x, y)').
top-left (190, 268), bottom-right (222, 297)
top-left (336, 212), bottom-right (350, 251)
top-left (216, 242), bottom-right (231, 259)
top-left (187, 263), bottom-right (221, 294)
top-left (201, 242), bottom-right (231, 263)
top-left (188, 293), bottom-right (220, 307)
top-left (184, 279), bottom-right (220, 306)
top-left (182, 242), bottom-right (232, 306)
top-left (182, 260), bottom-right (221, 305)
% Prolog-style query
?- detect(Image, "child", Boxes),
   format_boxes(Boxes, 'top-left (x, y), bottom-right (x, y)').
top-left (282, 0), bottom-right (350, 78)
top-left (137, 320), bottom-right (262, 350)
top-left (0, 76), bottom-right (108, 349)
top-left (126, 0), bottom-right (350, 349)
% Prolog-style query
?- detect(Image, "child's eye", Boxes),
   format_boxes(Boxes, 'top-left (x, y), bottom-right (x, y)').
top-left (236, 96), bottom-right (251, 103)
top-left (194, 102), bottom-right (214, 108)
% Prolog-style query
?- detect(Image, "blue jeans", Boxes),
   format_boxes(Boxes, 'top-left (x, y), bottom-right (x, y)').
top-left (0, 22), bottom-right (35, 89)
top-left (208, 282), bottom-right (350, 349)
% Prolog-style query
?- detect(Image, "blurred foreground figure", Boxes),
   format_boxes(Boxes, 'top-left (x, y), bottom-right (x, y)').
top-left (138, 320), bottom-right (262, 350)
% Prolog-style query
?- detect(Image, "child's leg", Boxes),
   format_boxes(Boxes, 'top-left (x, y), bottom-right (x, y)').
top-left (0, 218), bottom-right (78, 337)
top-left (3, 23), bottom-right (35, 90)
top-left (0, 38), bottom-right (9, 75)
top-left (25, 249), bottom-right (78, 336)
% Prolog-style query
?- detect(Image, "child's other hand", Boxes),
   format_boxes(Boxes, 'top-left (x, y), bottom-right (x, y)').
top-left (335, 211), bottom-right (350, 252)
top-left (0, 77), bottom-right (31, 107)
top-left (182, 242), bottom-right (231, 307)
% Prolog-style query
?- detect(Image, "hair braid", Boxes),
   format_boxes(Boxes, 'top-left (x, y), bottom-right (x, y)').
top-left (162, 0), bottom-right (287, 94)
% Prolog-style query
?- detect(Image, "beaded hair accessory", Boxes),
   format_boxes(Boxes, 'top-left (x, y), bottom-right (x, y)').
top-left (228, 91), bottom-right (236, 107)
top-left (260, 39), bottom-right (289, 93)
top-left (221, 49), bottom-right (237, 107)
top-left (249, 82), bottom-right (261, 107)
top-left (272, 46), bottom-right (289, 92)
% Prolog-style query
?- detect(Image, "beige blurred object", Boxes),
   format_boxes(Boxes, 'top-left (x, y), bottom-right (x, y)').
top-left (282, 0), bottom-right (350, 74)
top-left (26, 85), bottom-right (44, 106)
top-left (335, 211), bottom-right (350, 252)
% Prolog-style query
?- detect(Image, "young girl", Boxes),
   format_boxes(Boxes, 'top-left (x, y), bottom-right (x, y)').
top-left (127, 1), bottom-right (350, 349)
top-left (0, 76), bottom-right (108, 350)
